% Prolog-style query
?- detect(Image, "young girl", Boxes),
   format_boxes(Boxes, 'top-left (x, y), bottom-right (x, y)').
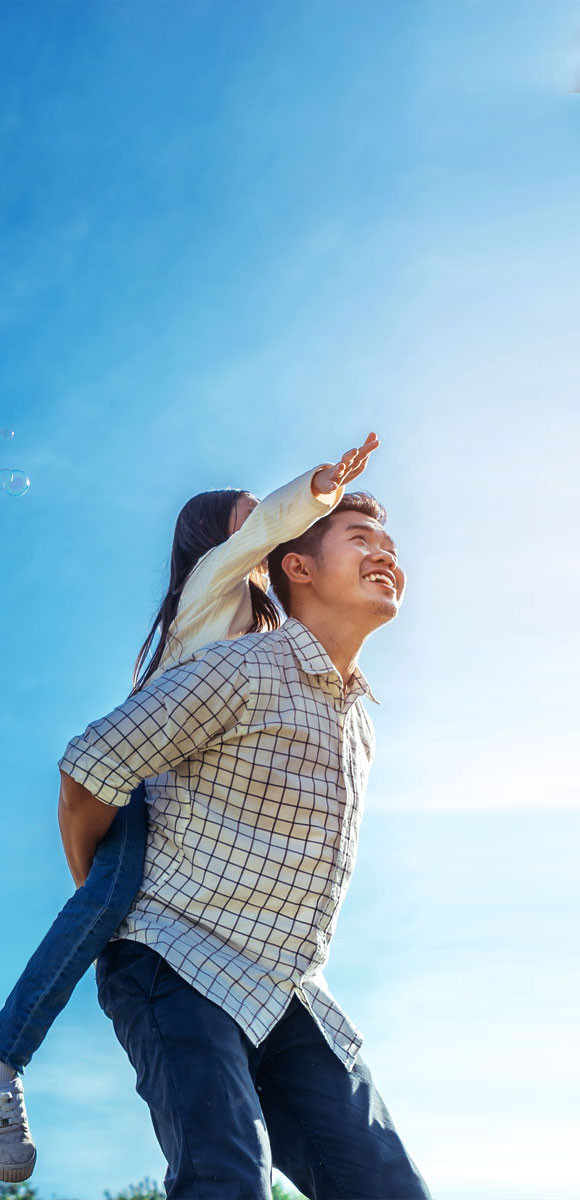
top-left (0, 433), bottom-right (378, 1183)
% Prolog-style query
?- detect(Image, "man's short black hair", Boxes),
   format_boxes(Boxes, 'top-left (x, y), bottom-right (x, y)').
top-left (267, 492), bottom-right (387, 616)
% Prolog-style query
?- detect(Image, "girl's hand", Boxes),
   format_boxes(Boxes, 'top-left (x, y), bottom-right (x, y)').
top-left (311, 432), bottom-right (380, 498)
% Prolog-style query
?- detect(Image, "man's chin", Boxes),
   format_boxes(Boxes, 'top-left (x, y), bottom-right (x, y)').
top-left (369, 598), bottom-right (399, 627)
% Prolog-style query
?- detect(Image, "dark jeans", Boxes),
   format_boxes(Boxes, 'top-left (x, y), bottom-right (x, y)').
top-left (0, 786), bottom-right (147, 1073)
top-left (97, 940), bottom-right (432, 1200)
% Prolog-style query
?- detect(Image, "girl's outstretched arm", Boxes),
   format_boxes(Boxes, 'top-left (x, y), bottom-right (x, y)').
top-left (171, 432), bottom-right (379, 649)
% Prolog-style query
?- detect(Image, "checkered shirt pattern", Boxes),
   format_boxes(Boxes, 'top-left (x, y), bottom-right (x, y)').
top-left (58, 619), bottom-right (378, 1069)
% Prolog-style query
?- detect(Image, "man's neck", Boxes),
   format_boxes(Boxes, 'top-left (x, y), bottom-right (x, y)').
top-left (289, 611), bottom-right (365, 689)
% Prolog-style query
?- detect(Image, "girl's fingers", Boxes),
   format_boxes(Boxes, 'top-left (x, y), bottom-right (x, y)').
top-left (345, 458), bottom-right (367, 477)
top-left (348, 460), bottom-right (369, 480)
top-left (342, 448), bottom-right (375, 481)
top-left (359, 432), bottom-right (378, 451)
top-left (330, 462), bottom-right (348, 484)
top-left (331, 434), bottom-right (379, 485)
top-left (348, 437), bottom-right (378, 467)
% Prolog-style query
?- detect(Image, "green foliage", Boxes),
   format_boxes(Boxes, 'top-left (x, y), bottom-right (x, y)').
top-left (0, 1184), bottom-right (165, 1200)
top-left (0, 1182), bottom-right (306, 1200)
top-left (271, 1182), bottom-right (308, 1200)
top-left (0, 1181), bottom-right (307, 1200)
top-left (104, 1183), bottom-right (164, 1200)
top-left (0, 1186), bottom-right (38, 1200)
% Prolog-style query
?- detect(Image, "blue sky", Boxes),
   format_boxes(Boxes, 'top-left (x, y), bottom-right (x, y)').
top-left (1, 2), bottom-right (578, 1197)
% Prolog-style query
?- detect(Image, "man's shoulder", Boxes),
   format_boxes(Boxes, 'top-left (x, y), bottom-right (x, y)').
top-left (158, 626), bottom-right (290, 681)
top-left (199, 627), bottom-right (288, 661)
top-left (208, 627), bottom-right (293, 674)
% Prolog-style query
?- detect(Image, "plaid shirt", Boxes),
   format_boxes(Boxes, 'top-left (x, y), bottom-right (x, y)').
top-left (59, 619), bottom-right (378, 1069)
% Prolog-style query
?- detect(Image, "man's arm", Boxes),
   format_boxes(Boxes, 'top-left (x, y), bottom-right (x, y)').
top-left (57, 644), bottom-right (251, 881)
top-left (58, 771), bottom-right (118, 887)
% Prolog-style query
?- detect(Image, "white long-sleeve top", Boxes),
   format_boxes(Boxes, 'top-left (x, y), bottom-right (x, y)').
top-left (147, 466), bottom-right (342, 683)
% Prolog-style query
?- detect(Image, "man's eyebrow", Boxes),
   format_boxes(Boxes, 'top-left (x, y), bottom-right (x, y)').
top-left (345, 523), bottom-right (397, 556)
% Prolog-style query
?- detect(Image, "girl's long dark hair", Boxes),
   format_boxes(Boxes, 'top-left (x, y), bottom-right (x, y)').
top-left (131, 489), bottom-right (280, 694)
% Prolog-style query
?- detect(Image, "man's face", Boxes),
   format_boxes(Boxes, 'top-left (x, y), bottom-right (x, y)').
top-left (302, 509), bottom-right (406, 630)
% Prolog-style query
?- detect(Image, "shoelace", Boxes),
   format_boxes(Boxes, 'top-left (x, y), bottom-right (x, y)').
top-left (0, 1083), bottom-right (28, 1136)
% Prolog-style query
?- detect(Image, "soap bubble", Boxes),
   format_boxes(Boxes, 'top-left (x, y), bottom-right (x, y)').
top-left (1, 469), bottom-right (30, 497)
top-left (0, 428), bottom-right (14, 441)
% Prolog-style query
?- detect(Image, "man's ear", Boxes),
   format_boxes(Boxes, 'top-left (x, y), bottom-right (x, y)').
top-left (281, 552), bottom-right (314, 589)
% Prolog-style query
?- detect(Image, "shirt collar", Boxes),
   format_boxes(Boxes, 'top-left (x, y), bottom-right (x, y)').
top-left (281, 619), bottom-right (380, 705)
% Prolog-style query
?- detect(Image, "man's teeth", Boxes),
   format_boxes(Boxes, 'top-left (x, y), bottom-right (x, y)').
top-left (364, 573), bottom-right (393, 585)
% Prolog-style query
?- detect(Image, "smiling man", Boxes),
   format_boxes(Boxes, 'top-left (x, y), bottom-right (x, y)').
top-left (59, 491), bottom-right (430, 1200)
top-left (267, 494), bottom-right (405, 686)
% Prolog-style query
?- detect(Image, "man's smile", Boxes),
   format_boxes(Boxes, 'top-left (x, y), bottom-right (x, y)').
top-left (362, 570), bottom-right (397, 590)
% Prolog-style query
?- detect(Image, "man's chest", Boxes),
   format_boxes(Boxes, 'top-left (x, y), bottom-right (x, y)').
top-left (146, 675), bottom-right (374, 836)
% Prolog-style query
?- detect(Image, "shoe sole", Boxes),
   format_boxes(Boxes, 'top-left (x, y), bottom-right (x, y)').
top-left (0, 1148), bottom-right (37, 1182)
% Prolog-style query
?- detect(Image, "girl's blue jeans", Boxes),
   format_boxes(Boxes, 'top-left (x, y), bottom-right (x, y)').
top-left (0, 785), bottom-right (147, 1074)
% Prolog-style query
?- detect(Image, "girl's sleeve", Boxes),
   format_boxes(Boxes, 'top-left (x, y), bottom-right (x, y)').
top-left (177, 465), bottom-right (343, 613)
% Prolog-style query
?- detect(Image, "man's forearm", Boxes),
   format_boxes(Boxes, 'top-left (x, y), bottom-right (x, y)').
top-left (58, 770), bottom-right (118, 887)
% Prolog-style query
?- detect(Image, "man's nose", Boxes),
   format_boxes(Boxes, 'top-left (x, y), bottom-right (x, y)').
top-left (369, 547), bottom-right (396, 566)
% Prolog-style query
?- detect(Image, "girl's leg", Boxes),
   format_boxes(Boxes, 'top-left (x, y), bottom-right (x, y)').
top-left (0, 784), bottom-right (148, 1074)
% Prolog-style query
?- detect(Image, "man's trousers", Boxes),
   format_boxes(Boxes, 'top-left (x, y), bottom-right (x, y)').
top-left (97, 940), bottom-right (432, 1200)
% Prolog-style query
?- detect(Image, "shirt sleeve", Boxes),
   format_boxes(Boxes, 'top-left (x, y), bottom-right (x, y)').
top-left (58, 646), bottom-right (250, 808)
top-left (174, 465), bottom-right (343, 623)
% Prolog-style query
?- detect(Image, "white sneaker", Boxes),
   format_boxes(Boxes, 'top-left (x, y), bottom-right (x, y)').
top-left (0, 1076), bottom-right (37, 1182)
